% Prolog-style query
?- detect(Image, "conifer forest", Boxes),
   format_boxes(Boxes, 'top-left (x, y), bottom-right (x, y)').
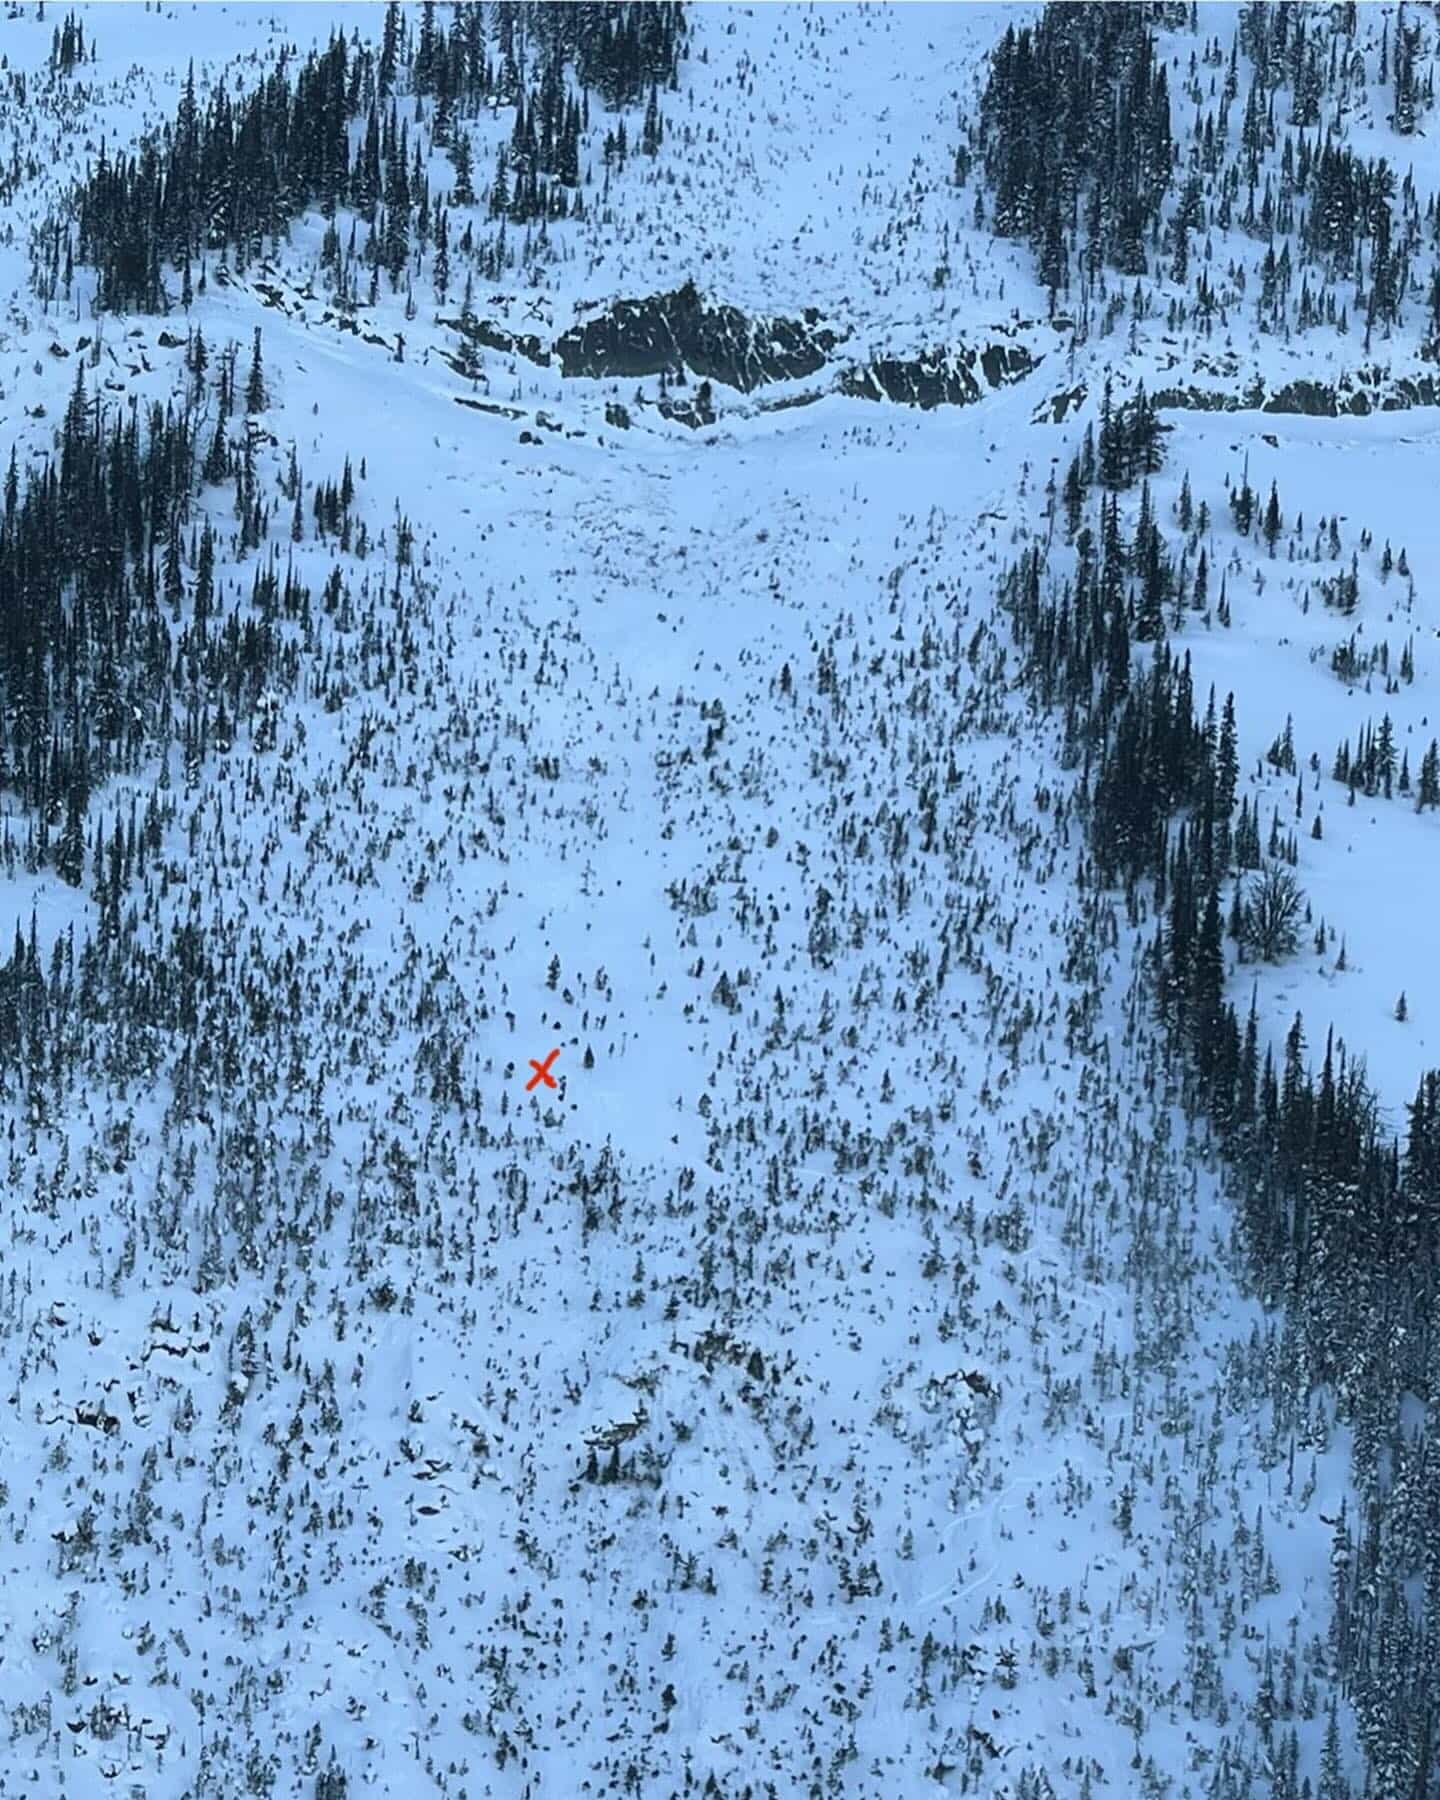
top-left (3, 2), bottom-right (1440, 1796)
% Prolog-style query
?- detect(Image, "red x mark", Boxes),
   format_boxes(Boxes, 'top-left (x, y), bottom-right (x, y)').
top-left (526, 1048), bottom-right (560, 1091)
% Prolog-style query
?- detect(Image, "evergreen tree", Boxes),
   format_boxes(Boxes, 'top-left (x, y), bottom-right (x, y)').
top-left (378, 0), bottom-right (402, 97)
top-left (245, 328), bottom-right (266, 414)
top-left (1264, 481), bottom-right (1283, 556)
top-left (1417, 740), bottom-right (1440, 812)
top-left (451, 133), bottom-right (476, 208)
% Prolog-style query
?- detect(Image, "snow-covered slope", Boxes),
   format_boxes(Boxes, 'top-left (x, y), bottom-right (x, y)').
top-left (2, 3), bottom-right (1439, 1797)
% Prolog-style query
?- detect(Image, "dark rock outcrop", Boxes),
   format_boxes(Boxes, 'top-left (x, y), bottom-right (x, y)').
top-left (838, 342), bottom-right (1038, 409)
top-left (1034, 383), bottom-right (1087, 424)
top-left (453, 396), bottom-right (524, 419)
top-left (658, 378), bottom-right (717, 430)
top-left (1151, 384), bottom-right (1240, 413)
top-left (1265, 379), bottom-right (1343, 417)
top-left (436, 281), bottom-right (1046, 421)
top-left (1155, 369), bottom-right (1440, 419)
top-left (440, 315), bottom-right (551, 366)
top-left (757, 390), bottom-right (825, 415)
top-left (552, 279), bottom-right (844, 390)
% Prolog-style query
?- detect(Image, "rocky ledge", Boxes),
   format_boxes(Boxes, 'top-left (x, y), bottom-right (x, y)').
top-left (1154, 365), bottom-right (1440, 418)
top-left (444, 280), bottom-right (1045, 416)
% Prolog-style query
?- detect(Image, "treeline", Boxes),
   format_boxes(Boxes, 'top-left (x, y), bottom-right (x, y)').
top-left (1001, 403), bottom-right (1440, 1791)
top-left (975, 3), bottom-right (1179, 281)
top-left (0, 319), bottom-right (385, 894)
top-left (972, 0), bottom-right (1433, 344)
top-left (40, 0), bottom-right (687, 313)
top-left (0, 383), bottom-right (420, 1145)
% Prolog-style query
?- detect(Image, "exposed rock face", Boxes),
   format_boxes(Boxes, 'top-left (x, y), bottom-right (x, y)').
top-left (453, 396), bottom-right (523, 420)
top-left (552, 280), bottom-right (844, 389)
top-left (472, 319), bottom-right (550, 365)
top-left (1033, 383), bottom-right (1087, 424)
top-left (658, 379), bottom-right (717, 430)
top-left (1266, 379), bottom-right (1343, 417)
top-left (438, 315), bottom-right (550, 366)
top-left (1151, 384), bottom-right (1241, 413)
top-left (1154, 371), bottom-right (1440, 418)
top-left (1362, 373), bottom-right (1440, 412)
top-left (838, 342), bottom-right (1038, 409)
top-left (439, 281), bottom-right (1045, 418)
